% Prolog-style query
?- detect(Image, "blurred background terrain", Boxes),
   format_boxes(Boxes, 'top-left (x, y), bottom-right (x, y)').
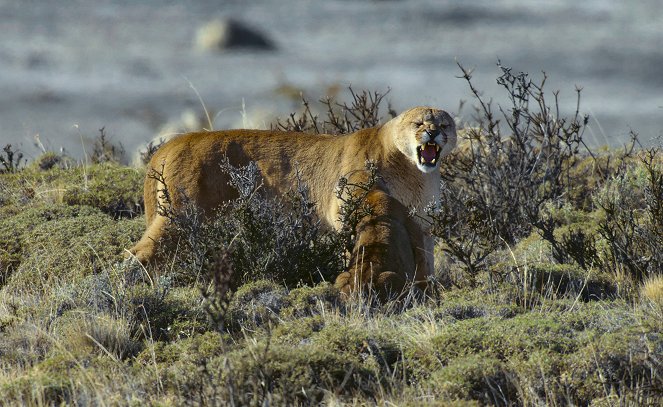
top-left (1, 0), bottom-right (661, 163)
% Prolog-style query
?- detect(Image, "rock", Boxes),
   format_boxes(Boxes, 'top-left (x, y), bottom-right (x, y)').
top-left (195, 18), bottom-right (275, 51)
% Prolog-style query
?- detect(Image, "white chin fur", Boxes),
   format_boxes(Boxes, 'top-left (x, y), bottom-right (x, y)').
top-left (416, 163), bottom-right (439, 173)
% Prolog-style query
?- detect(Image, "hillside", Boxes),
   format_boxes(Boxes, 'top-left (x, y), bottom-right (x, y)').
top-left (0, 72), bottom-right (661, 405)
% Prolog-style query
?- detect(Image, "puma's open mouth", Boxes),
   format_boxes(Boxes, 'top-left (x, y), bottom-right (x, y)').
top-left (417, 142), bottom-right (442, 167)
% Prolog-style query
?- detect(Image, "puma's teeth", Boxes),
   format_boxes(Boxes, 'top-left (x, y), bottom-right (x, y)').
top-left (419, 156), bottom-right (425, 164)
top-left (431, 158), bottom-right (436, 164)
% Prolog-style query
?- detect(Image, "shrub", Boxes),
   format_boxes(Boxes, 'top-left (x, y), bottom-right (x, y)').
top-left (0, 163), bottom-right (144, 218)
top-left (429, 63), bottom-right (595, 278)
top-left (595, 147), bottom-right (663, 282)
top-left (281, 283), bottom-right (341, 318)
top-left (32, 151), bottom-right (70, 171)
top-left (425, 354), bottom-right (513, 404)
top-left (153, 159), bottom-right (344, 289)
top-left (430, 313), bottom-right (580, 364)
top-left (274, 86), bottom-right (394, 135)
top-left (427, 63), bottom-right (662, 299)
top-left (127, 284), bottom-right (209, 341)
top-left (502, 263), bottom-right (618, 307)
top-left (225, 282), bottom-right (340, 334)
top-left (53, 311), bottom-right (142, 361)
top-left (564, 329), bottom-right (663, 404)
top-left (0, 204), bottom-right (103, 284)
top-left (0, 321), bottom-right (53, 368)
top-left (225, 280), bottom-right (288, 332)
top-left (61, 164), bottom-right (144, 218)
top-left (217, 342), bottom-right (381, 405)
top-left (2, 210), bottom-right (143, 293)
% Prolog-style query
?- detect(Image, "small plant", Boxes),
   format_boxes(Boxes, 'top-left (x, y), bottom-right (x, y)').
top-left (200, 249), bottom-right (235, 332)
top-left (558, 228), bottom-right (601, 270)
top-left (138, 137), bottom-right (166, 166)
top-left (35, 151), bottom-right (67, 170)
top-left (91, 127), bottom-right (125, 164)
top-left (274, 86), bottom-right (395, 135)
top-left (0, 144), bottom-right (26, 173)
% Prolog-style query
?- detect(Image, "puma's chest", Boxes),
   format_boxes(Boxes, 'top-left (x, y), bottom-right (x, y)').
top-left (383, 170), bottom-right (440, 231)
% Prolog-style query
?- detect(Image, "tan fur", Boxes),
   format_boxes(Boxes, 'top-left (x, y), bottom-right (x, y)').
top-left (129, 107), bottom-right (456, 298)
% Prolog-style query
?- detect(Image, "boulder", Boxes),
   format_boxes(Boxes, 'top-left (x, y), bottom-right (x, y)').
top-left (195, 18), bottom-right (275, 51)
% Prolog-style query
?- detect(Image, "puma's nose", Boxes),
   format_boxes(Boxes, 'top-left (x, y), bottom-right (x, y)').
top-left (425, 129), bottom-right (440, 140)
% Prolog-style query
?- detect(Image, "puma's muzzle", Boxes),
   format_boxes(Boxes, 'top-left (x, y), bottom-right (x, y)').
top-left (416, 141), bottom-right (442, 167)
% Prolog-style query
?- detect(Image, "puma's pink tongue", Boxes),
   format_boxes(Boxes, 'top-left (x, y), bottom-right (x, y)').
top-left (421, 144), bottom-right (437, 162)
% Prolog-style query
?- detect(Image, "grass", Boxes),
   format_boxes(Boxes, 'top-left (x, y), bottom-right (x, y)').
top-left (0, 69), bottom-right (661, 405)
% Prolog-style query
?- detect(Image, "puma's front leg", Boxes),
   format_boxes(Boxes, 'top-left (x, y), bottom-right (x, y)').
top-left (335, 189), bottom-right (428, 301)
top-left (405, 219), bottom-right (434, 294)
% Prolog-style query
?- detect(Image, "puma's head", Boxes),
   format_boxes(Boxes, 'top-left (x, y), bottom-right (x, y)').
top-left (390, 107), bottom-right (457, 173)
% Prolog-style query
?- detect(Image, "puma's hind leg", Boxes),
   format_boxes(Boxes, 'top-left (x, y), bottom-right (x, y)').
top-left (127, 213), bottom-right (169, 265)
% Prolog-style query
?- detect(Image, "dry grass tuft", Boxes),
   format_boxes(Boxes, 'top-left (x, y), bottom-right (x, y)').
top-left (641, 274), bottom-right (663, 308)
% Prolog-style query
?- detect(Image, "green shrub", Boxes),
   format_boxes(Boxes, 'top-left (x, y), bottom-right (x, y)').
top-left (430, 313), bottom-right (577, 364)
top-left (426, 354), bottom-right (513, 404)
top-left (31, 151), bottom-right (69, 171)
top-left (215, 341), bottom-right (381, 405)
top-left (507, 349), bottom-right (567, 405)
top-left (0, 204), bottom-right (105, 284)
top-left (594, 154), bottom-right (663, 282)
top-left (2, 212), bottom-right (143, 293)
top-left (60, 164), bottom-right (144, 218)
top-left (515, 263), bottom-right (617, 302)
top-left (0, 352), bottom-right (140, 406)
top-left (0, 321), bottom-right (53, 369)
top-left (132, 331), bottom-right (227, 392)
top-left (281, 283), bottom-right (341, 318)
top-left (312, 321), bottom-right (402, 382)
top-left (556, 299), bottom-right (636, 334)
top-left (128, 284), bottom-right (209, 341)
top-left (0, 356), bottom-right (75, 405)
top-left (564, 329), bottom-right (663, 404)
top-left (0, 163), bottom-right (144, 217)
top-left (225, 281), bottom-right (340, 336)
top-left (272, 315), bottom-right (326, 345)
top-left (225, 280), bottom-right (288, 332)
